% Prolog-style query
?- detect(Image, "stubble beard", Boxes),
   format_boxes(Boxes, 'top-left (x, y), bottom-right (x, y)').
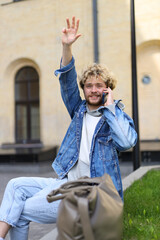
top-left (86, 95), bottom-right (103, 108)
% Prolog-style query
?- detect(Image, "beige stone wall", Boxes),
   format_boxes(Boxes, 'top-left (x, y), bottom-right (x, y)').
top-left (137, 41), bottom-right (160, 140)
top-left (99, 0), bottom-right (160, 140)
top-left (0, 0), bottom-right (93, 146)
top-left (98, 0), bottom-right (132, 116)
top-left (135, 0), bottom-right (160, 140)
top-left (0, 0), bottom-right (160, 147)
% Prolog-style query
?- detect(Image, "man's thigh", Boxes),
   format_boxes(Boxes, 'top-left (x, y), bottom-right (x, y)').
top-left (20, 178), bottom-right (68, 224)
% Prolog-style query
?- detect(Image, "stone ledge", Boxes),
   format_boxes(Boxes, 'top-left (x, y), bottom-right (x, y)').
top-left (122, 165), bottom-right (160, 191)
top-left (39, 228), bottom-right (58, 240)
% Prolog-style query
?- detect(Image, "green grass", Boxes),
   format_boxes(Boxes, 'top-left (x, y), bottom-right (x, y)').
top-left (122, 169), bottom-right (160, 240)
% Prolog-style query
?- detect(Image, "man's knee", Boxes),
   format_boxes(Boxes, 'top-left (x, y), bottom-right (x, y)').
top-left (6, 177), bottom-right (26, 191)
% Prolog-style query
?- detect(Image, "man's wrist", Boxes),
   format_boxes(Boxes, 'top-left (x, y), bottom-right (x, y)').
top-left (62, 45), bottom-right (72, 66)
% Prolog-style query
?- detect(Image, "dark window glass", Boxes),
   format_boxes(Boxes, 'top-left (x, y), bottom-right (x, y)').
top-left (16, 67), bottom-right (39, 82)
top-left (15, 67), bottom-right (40, 143)
top-left (15, 82), bottom-right (28, 101)
top-left (29, 81), bottom-right (39, 100)
top-left (31, 104), bottom-right (40, 140)
top-left (16, 105), bottom-right (27, 141)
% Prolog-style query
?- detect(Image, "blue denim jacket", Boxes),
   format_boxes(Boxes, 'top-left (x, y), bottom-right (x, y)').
top-left (53, 57), bottom-right (137, 199)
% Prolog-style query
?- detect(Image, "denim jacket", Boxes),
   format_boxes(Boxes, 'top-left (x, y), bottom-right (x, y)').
top-left (53, 57), bottom-right (137, 199)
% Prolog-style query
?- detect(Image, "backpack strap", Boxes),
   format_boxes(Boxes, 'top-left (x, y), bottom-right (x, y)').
top-left (78, 197), bottom-right (95, 240)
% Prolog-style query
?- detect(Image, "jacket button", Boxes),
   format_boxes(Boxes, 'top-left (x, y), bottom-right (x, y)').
top-left (70, 160), bottom-right (73, 164)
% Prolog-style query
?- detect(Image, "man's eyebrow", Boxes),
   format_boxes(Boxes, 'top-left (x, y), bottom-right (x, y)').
top-left (85, 83), bottom-right (92, 85)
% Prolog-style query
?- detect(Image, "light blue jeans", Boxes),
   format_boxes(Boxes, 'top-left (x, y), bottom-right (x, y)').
top-left (0, 176), bottom-right (68, 240)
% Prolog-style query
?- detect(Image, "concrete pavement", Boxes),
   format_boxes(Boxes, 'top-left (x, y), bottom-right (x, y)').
top-left (0, 169), bottom-right (57, 240)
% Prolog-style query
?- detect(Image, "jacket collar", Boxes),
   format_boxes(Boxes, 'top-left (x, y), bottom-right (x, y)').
top-left (78, 99), bottom-right (125, 115)
top-left (79, 101), bottom-right (102, 117)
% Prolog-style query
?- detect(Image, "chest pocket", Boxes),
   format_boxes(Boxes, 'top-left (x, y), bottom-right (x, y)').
top-left (98, 135), bottom-right (115, 162)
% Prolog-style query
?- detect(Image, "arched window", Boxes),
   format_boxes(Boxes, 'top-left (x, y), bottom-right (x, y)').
top-left (15, 66), bottom-right (40, 143)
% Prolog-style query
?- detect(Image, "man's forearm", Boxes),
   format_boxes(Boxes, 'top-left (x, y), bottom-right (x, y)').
top-left (62, 44), bottom-right (72, 66)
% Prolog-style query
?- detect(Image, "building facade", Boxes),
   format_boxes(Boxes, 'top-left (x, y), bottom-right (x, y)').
top-left (0, 0), bottom-right (160, 148)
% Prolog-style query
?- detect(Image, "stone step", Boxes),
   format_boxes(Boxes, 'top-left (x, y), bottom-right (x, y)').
top-left (39, 228), bottom-right (58, 240)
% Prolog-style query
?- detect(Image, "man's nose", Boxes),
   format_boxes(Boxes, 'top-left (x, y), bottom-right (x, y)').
top-left (91, 85), bottom-right (98, 92)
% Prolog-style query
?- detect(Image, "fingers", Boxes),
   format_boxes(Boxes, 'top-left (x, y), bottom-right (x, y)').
top-left (75, 34), bottom-right (82, 40)
top-left (65, 16), bottom-right (80, 30)
top-left (66, 18), bottom-right (70, 29)
top-left (62, 16), bottom-right (81, 45)
top-left (71, 16), bottom-right (75, 28)
top-left (103, 87), bottom-right (111, 93)
top-left (75, 18), bottom-right (80, 31)
top-left (62, 27), bottom-right (66, 33)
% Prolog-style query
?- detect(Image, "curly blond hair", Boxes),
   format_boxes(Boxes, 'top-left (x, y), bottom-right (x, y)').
top-left (79, 63), bottom-right (117, 90)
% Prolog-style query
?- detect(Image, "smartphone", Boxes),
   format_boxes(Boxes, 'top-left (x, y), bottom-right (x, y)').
top-left (102, 92), bottom-right (108, 104)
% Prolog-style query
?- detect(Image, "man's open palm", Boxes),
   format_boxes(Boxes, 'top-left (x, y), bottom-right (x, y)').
top-left (62, 16), bottom-right (81, 46)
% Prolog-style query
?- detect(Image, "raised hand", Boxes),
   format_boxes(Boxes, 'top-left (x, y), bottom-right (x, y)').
top-left (61, 16), bottom-right (81, 66)
top-left (62, 16), bottom-right (81, 46)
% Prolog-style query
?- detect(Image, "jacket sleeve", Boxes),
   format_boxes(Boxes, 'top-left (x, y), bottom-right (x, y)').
top-left (102, 103), bottom-right (137, 151)
top-left (54, 57), bottom-right (82, 119)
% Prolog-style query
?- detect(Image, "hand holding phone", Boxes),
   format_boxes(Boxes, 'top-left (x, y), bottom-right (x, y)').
top-left (102, 92), bottom-right (108, 104)
top-left (102, 88), bottom-right (114, 106)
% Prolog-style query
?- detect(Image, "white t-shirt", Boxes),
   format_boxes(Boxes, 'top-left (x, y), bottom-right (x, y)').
top-left (67, 103), bottom-right (116, 181)
top-left (68, 112), bottom-right (101, 181)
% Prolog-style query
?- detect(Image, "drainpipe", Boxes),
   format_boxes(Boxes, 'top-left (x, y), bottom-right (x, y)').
top-left (92, 0), bottom-right (99, 63)
top-left (131, 0), bottom-right (141, 170)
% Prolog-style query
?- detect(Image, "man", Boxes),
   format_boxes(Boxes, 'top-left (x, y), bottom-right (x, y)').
top-left (0, 16), bottom-right (137, 240)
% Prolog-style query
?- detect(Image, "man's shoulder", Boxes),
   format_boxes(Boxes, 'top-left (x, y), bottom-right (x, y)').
top-left (76, 100), bottom-right (86, 112)
top-left (115, 100), bottom-right (125, 110)
top-left (71, 100), bottom-right (86, 118)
